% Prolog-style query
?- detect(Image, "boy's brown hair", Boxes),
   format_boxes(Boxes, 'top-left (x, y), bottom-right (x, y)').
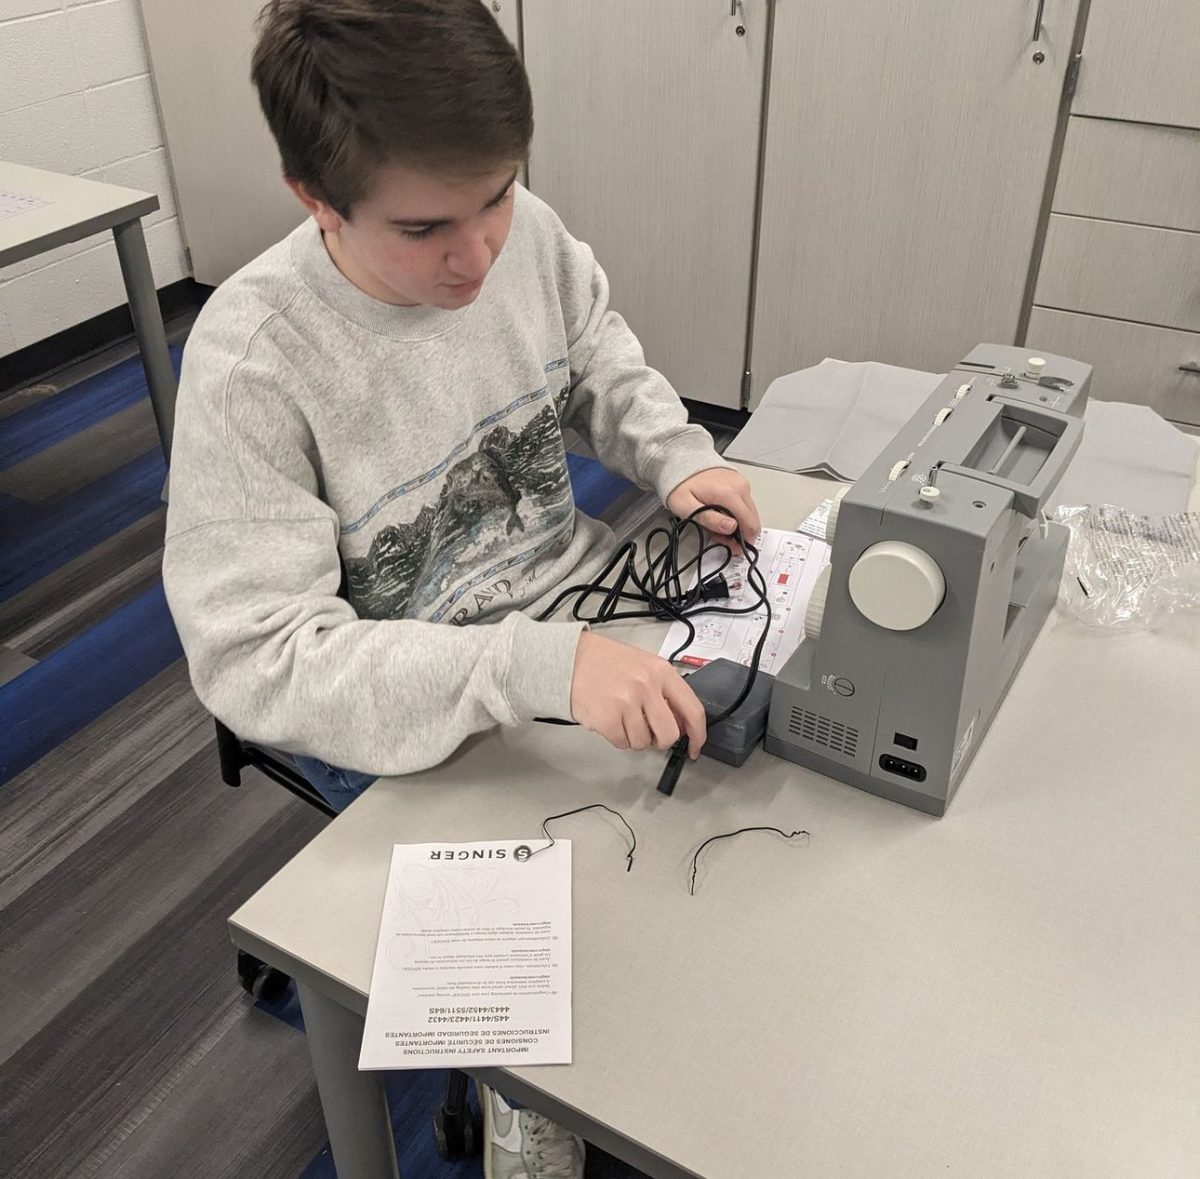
top-left (252, 0), bottom-right (533, 217)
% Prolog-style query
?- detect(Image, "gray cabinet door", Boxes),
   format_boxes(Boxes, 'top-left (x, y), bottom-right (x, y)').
top-left (139, 1), bottom-right (522, 287)
top-left (522, 1), bottom-right (768, 409)
top-left (1027, 307), bottom-right (1200, 426)
top-left (139, 0), bottom-right (304, 286)
top-left (1071, 0), bottom-right (1200, 128)
top-left (749, 0), bottom-right (1082, 405)
top-left (1053, 118), bottom-right (1200, 233)
top-left (1035, 215), bottom-right (1200, 334)
top-left (489, 0), bottom-right (521, 47)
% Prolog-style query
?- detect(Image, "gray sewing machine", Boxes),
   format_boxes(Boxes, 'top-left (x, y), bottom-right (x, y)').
top-left (764, 344), bottom-right (1091, 815)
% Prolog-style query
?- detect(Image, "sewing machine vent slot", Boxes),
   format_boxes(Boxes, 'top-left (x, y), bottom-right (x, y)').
top-left (790, 708), bottom-right (859, 756)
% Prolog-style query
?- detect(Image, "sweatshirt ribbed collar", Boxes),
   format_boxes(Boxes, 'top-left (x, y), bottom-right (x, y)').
top-left (291, 218), bottom-right (474, 342)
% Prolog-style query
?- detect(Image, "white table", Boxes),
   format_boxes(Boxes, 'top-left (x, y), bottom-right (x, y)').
top-left (230, 463), bottom-right (1200, 1179)
top-left (0, 161), bottom-right (178, 460)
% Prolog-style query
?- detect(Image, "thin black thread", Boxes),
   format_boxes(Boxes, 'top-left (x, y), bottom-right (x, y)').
top-left (689, 827), bottom-right (810, 895)
top-left (527, 804), bottom-right (638, 872)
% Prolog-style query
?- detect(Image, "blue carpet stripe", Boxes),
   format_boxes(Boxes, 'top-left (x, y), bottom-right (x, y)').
top-left (566, 452), bottom-right (636, 517)
top-left (0, 450), bottom-right (628, 606)
top-left (0, 580), bottom-right (183, 785)
top-left (0, 448), bottom-right (166, 603)
top-left (0, 347), bottom-right (182, 471)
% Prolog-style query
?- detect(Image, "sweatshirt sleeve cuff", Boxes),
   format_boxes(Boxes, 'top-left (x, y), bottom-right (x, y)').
top-left (642, 427), bottom-right (732, 505)
top-left (503, 613), bottom-right (587, 722)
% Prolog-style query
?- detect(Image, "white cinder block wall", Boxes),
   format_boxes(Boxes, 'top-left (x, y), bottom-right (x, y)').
top-left (0, 0), bottom-right (190, 357)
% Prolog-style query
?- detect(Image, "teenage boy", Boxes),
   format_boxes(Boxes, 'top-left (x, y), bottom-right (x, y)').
top-left (163, 3), bottom-right (760, 1174)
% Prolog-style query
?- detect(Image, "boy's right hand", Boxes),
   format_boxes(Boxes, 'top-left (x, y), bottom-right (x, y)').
top-left (570, 631), bottom-right (708, 759)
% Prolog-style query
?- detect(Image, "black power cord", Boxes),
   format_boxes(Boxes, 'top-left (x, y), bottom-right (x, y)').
top-left (535, 505), bottom-right (772, 795)
top-left (656, 520), bottom-right (770, 796)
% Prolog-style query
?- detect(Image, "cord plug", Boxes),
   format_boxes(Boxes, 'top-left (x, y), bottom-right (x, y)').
top-left (656, 736), bottom-right (690, 796)
top-left (652, 573), bottom-right (739, 621)
top-left (698, 572), bottom-right (739, 601)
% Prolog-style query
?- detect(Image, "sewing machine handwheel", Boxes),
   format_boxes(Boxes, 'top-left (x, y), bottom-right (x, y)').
top-left (805, 565), bottom-right (832, 640)
top-left (824, 484), bottom-right (852, 544)
top-left (849, 541), bottom-right (945, 630)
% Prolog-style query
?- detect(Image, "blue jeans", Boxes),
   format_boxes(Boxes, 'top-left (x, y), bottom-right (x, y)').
top-left (292, 755), bottom-right (377, 814)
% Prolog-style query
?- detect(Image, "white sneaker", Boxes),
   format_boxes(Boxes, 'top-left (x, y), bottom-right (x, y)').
top-left (481, 1083), bottom-right (585, 1179)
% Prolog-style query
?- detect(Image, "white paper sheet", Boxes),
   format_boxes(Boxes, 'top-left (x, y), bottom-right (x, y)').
top-left (659, 529), bottom-right (831, 674)
top-left (0, 189), bottom-right (49, 221)
top-left (797, 497), bottom-right (840, 541)
top-left (724, 358), bottom-right (943, 479)
top-left (360, 840), bottom-right (572, 1071)
top-left (1049, 401), bottom-right (1199, 516)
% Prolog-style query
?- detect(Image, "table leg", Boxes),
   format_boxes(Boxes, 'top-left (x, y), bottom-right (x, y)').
top-left (296, 980), bottom-right (401, 1179)
top-left (112, 218), bottom-right (177, 464)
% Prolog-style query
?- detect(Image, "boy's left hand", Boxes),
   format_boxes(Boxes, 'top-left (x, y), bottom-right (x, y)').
top-left (666, 467), bottom-right (762, 551)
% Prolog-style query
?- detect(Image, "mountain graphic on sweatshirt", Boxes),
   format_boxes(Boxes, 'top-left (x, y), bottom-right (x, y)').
top-left (345, 402), bottom-right (573, 621)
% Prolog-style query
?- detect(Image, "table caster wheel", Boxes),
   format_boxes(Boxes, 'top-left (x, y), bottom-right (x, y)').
top-left (237, 949), bottom-right (290, 1004)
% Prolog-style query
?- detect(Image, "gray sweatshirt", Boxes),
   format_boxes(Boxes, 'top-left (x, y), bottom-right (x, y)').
top-left (163, 185), bottom-right (725, 775)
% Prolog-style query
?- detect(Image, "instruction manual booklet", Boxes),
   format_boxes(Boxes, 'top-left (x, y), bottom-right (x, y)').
top-left (359, 840), bottom-right (572, 1071)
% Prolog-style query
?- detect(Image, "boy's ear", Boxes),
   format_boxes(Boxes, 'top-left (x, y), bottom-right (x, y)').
top-left (285, 177), bottom-right (344, 233)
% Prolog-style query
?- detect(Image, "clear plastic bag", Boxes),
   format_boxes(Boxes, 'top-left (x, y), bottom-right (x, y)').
top-left (1054, 504), bottom-right (1200, 630)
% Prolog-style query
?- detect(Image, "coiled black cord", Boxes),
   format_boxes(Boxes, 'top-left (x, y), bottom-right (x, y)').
top-left (536, 505), bottom-right (772, 792)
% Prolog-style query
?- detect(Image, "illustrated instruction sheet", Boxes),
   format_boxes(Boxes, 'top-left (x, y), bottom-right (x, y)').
top-left (658, 528), bottom-right (831, 674)
top-left (359, 840), bottom-right (572, 1070)
top-left (0, 190), bottom-right (49, 221)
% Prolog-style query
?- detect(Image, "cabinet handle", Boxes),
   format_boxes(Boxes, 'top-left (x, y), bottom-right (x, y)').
top-left (1032, 0), bottom-right (1045, 42)
top-left (1180, 363), bottom-right (1200, 375)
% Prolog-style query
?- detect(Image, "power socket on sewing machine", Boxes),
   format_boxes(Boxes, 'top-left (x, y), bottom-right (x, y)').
top-left (684, 658), bottom-right (775, 767)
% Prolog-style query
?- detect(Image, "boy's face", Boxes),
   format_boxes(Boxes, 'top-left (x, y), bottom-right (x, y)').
top-left (290, 160), bottom-right (520, 310)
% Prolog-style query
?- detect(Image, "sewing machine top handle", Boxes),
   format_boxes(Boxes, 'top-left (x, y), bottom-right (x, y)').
top-left (940, 396), bottom-right (1084, 519)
